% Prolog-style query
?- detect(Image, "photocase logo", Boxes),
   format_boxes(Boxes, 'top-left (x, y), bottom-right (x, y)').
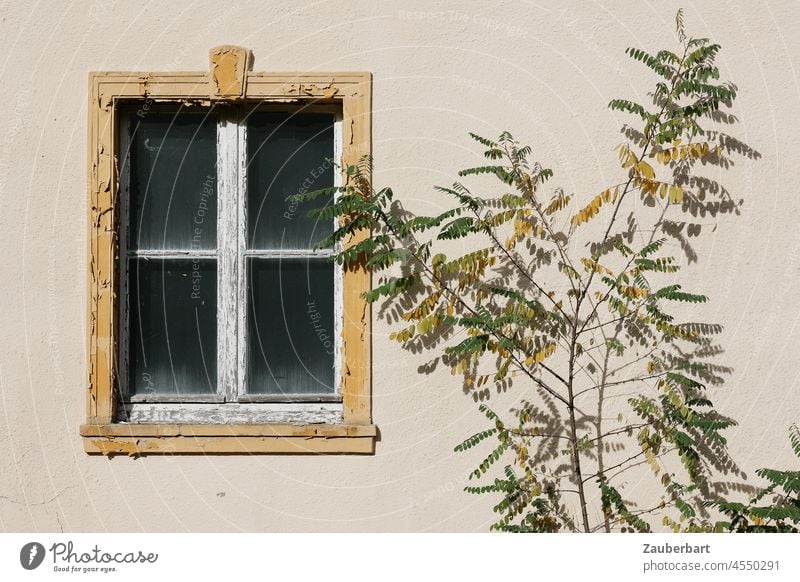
top-left (19, 542), bottom-right (45, 570)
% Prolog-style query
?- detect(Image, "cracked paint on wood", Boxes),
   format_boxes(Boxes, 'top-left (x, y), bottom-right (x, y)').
top-left (85, 50), bottom-right (373, 454)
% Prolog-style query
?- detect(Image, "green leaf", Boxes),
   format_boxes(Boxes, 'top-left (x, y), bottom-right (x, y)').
top-left (362, 275), bottom-right (418, 302)
top-left (437, 217), bottom-right (478, 240)
top-left (624, 47), bottom-right (674, 79)
top-left (468, 132), bottom-right (499, 149)
top-left (445, 335), bottom-right (490, 357)
top-left (458, 165), bottom-right (514, 185)
top-left (454, 428), bottom-right (498, 452)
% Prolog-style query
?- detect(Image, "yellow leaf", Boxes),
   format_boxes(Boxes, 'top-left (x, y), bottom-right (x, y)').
top-left (634, 160), bottom-right (655, 180)
top-left (532, 343), bottom-right (557, 364)
top-left (571, 186), bottom-right (618, 226)
top-left (636, 178), bottom-right (660, 196)
top-left (669, 185), bottom-right (683, 203)
top-left (544, 192), bottom-right (571, 215)
top-left (616, 143), bottom-right (637, 169)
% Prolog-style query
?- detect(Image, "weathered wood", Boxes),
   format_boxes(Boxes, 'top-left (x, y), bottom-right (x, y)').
top-left (86, 63), bottom-right (373, 454)
top-left (235, 111), bottom-right (248, 404)
top-left (209, 45), bottom-right (251, 98)
top-left (218, 111), bottom-right (239, 403)
top-left (340, 80), bottom-right (372, 426)
top-left (80, 422), bottom-right (377, 455)
top-left (80, 423), bottom-right (377, 437)
top-left (83, 435), bottom-right (375, 456)
top-left (120, 403), bottom-right (343, 424)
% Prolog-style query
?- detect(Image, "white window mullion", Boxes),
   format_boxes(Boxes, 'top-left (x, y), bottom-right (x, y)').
top-left (118, 113), bottom-right (132, 407)
top-left (217, 111), bottom-right (240, 402)
top-left (333, 112), bottom-right (343, 398)
top-left (236, 113), bottom-right (248, 400)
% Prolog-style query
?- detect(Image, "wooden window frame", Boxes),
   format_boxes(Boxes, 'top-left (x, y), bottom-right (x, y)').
top-left (117, 103), bottom-right (344, 423)
top-left (82, 46), bottom-right (374, 455)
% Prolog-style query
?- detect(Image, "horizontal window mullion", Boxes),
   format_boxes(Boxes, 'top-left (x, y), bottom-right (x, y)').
top-left (126, 394), bottom-right (226, 404)
top-left (242, 249), bottom-right (333, 258)
top-left (129, 250), bottom-right (218, 259)
top-left (238, 393), bottom-right (342, 404)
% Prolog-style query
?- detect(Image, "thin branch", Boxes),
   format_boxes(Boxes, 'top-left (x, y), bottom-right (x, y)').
top-left (588, 422), bottom-right (653, 443)
top-left (374, 205), bottom-right (572, 407)
top-left (583, 449), bottom-right (648, 484)
top-left (604, 447), bottom-right (678, 484)
top-left (574, 372), bottom-right (667, 399)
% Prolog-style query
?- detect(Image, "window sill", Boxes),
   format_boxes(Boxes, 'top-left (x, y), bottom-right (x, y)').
top-left (79, 423), bottom-right (377, 456)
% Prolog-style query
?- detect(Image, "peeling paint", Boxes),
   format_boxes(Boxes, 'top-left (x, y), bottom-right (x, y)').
top-left (209, 45), bottom-right (250, 98)
top-left (91, 438), bottom-right (146, 457)
top-left (138, 74), bottom-right (150, 96)
top-left (86, 62), bottom-right (372, 453)
top-left (83, 429), bottom-right (376, 456)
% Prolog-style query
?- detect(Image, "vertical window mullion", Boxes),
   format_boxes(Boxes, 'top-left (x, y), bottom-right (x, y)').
top-left (118, 112), bottom-right (132, 408)
top-left (217, 109), bottom-right (240, 402)
top-left (236, 111), bottom-right (248, 400)
top-left (333, 112), bottom-right (343, 398)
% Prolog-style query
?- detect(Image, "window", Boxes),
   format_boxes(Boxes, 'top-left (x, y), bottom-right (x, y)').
top-left (82, 46), bottom-right (374, 455)
top-left (120, 105), bottom-right (342, 421)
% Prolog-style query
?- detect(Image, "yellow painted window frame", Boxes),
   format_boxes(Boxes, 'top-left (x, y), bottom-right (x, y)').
top-left (82, 47), bottom-right (374, 456)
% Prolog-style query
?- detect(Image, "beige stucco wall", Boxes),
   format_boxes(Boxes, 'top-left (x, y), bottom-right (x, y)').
top-left (0, 0), bottom-right (798, 531)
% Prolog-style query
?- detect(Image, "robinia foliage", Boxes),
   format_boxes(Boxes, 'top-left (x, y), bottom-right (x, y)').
top-left (293, 10), bottom-right (795, 533)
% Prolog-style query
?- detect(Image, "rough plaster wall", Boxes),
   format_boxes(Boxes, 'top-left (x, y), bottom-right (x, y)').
top-left (0, 0), bottom-right (798, 531)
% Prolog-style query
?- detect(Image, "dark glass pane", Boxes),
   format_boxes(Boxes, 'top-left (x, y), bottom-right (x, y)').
top-left (247, 258), bottom-right (335, 395)
top-left (247, 111), bottom-right (334, 250)
top-left (128, 112), bottom-right (217, 251)
top-left (128, 258), bottom-right (217, 396)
